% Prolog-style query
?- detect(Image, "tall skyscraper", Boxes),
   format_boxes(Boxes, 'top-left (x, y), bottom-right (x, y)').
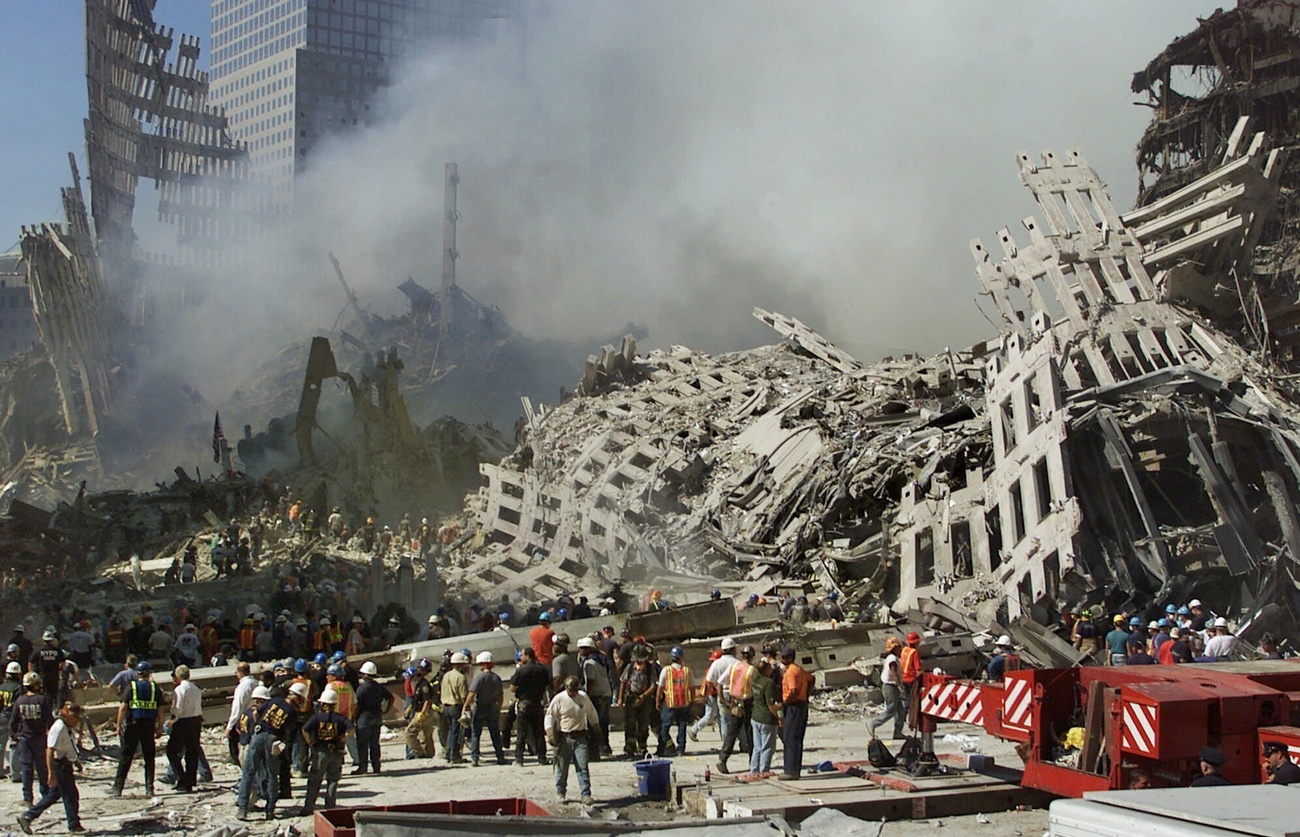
top-left (209, 0), bottom-right (520, 209)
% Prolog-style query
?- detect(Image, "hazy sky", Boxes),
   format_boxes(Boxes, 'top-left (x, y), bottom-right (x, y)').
top-left (0, 2), bottom-right (1224, 369)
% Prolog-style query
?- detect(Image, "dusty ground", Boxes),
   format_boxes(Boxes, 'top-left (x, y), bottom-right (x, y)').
top-left (1, 706), bottom-right (1051, 835)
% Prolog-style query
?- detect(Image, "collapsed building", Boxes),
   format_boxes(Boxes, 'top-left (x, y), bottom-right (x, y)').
top-left (445, 118), bottom-right (1300, 647)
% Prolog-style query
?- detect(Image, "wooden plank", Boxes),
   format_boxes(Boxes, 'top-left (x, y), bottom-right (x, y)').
top-left (1079, 679), bottom-right (1107, 774)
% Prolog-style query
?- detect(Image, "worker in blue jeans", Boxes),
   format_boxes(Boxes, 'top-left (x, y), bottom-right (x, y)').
top-left (545, 676), bottom-right (601, 804)
top-left (17, 701), bottom-right (84, 834)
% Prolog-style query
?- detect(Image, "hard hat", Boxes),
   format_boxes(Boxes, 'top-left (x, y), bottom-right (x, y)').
top-left (402, 667), bottom-right (416, 680)
top-left (671, 646), bottom-right (684, 658)
top-left (353, 616), bottom-right (363, 623)
top-left (22, 672), bottom-right (39, 687)
top-left (1189, 599), bottom-right (1203, 608)
top-left (320, 617), bottom-right (331, 626)
top-left (554, 633), bottom-right (570, 645)
top-left (41, 630), bottom-right (56, 642)
top-left (1113, 615), bottom-right (1125, 624)
top-left (318, 688), bottom-right (338, 705)
top-left (1147, 621), bottom-right (1159, 629)
top-left (906, 632), bottom-right (922, 645)
top-left (1214, 616), bottom-right (1228, 628)
top-left (294, 658), bottom-right (308, 673)
top-left (4, 644), bottom-right (15, 655)
top-left (1129, 617), bottom-right (1142, 627)
top-left (1157, 618), bottom-right (1170, 628)
top-left (388, 616), bottom-right (400, 625)
top-left (498, 612), bottom-right (510, 622)
top-left (741, 645), bottom-right (756, 658)
top-left (251, 685), bottom-right (271, 700)
top-left (557, 608), bottom-right (568, 619)
top-left (4, 662), bottom-right (20, 675)
top-left (651, 590), bottom-right (662, 599)
top-left (514, 650), bottom-right (523, 663)
top-left (538, 613), bottom-right (551, 622)
top-left (747, 594), bottom-right (759, 604)
top-left (885, 636), bottom-right (902, 650)
top-left (360, 661), bottom-right (378, 676)
top-left (1177, 606), bottom-right (1190, 616)
top-left (721, 637), bottom-right (737, 650)
top-left (710, 589), bottom-right (721, 599)
top-left (576, 637), bottom-right (596, 650)
top-left (136, 660), bottom-right (152, 673)
top-left (417, 658), bottom-right (432, 671)
top-left (1165, 604), bottom-right (1177, 614)
top-left (13, 624), bottom-right (22, 632)
top-left (427, 614), bottom-right (438, 623)
top-left (995, 635), bottom-right (1013, 647)
top-left (460, 647), bottom-right (471, 657)
top-left (288, 682), bottom-right (309, 699)
top-left (450, 652), bottom-right (469, 664)
top-left (313, 652), bottom-right (327, 665)
top-left (327, 664), bottom-right (343, 676)
top-left (273, 661), bottom-right (286, 671)
top-left (475, 651), bottom-right (493, 665)
top-left (828, 590), bottom-right (839, 600)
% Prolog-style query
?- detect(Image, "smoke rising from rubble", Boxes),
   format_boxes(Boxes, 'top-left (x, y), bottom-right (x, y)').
top-left (163, 1), bottom-right (1216, 404)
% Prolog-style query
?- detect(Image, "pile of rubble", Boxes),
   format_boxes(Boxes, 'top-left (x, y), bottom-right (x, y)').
top-left (445, 119), bottom-right (1300, 648)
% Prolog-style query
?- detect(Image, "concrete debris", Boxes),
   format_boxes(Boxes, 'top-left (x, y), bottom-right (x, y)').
top-left (441, 124), bottom-right (1300, 650)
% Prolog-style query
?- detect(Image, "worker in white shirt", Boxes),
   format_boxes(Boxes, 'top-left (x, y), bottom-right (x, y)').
top-left (17, 701), bottom-right (84, 834)
top-left (165, 665), bottom-right (204, 792)
top-left (1204, 617), bottom-right (1238, 661)
top-left (226, 662), bottom-right (259, 764)
top-left (545, 676), bottom-right (601, 805)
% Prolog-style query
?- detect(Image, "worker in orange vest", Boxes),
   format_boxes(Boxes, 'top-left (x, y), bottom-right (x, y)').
top-left (899, 631), bottom-right (923, 731)
top-left (237, 618), bottom-right (257, 663)
top-left (656, 646), bottom-right (692, 756)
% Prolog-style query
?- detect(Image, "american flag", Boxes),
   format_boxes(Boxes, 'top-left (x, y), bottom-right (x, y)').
top-left (212, 413), bottom-right (225, 463)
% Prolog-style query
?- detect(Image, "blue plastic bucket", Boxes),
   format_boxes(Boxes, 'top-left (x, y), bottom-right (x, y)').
top-left (633, 758), bottom-right (672, 800)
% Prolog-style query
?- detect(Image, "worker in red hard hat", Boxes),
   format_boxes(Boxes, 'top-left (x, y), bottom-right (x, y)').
top-left (900, 632), bottom-right (923, 731)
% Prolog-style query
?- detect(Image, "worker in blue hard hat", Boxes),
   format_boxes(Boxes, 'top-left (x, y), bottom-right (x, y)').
top-left (656, 646), bottom-right (693, 758)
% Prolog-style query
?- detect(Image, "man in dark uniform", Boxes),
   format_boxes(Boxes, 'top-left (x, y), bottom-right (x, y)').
top-left (9, 673), bottom-right (51, 806)
top-left (7, 626), bottom-right (32, 671)
top-left (352, 661), bottom-right (392, 774)
top-left (236, 682), bottom-right (305, 821)
top-left (1190, 747), bottom-right (1232, 787)
top-left (300, 687), bottom-right (353, 814)
top-left (510, 648), bottom-right (550, 765)
top-left (28, 632), bottom-right (63, 696)
top-left (1264, 740), bottom-right (1300, 785)
top-left (110, 661), bottom-right (162, 797)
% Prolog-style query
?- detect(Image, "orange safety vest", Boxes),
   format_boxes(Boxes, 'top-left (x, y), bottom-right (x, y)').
top-left (728, 660), bottom-right (754, 701)
top-left (899, 646), bottom-right (922, 684)
top-left (199, 626), bottom-right (219, 656)
top-left (663, 665), bottom-right (692, 709)
top-left (238, 627), bottom-right (256, 651)
top-left (106, 629), bottom-right (125, 648)
top-left (313, 629), bottom-right (329, 651)
top-left (332, 680), bottom-right (355, 718)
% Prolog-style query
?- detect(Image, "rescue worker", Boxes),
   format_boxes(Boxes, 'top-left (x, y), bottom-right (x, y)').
top-left (780, 646), bottom-right (814, 780)
top-left (164, 665), bottom-right (203, 793)
top-left (300, 687), bottom-right (353, 814)
top-left (405, 659), bottom-right (437, 759)
top-left (1072, 609), bottom-right (1100, 661)
top-left (324, 664), bottom-right (357, 768)
top-left (577, 637), bottom-right (612, 759)
top-left (465, 652), bottom-right (506, 766)
top-left (10, 673), bottom-right (51, 806)
top-left (531, 613), bottom-right (556, 666)
top-left (688, 649), bottom-right (725, 743)
top-left (16, 701), bottom-right (84, 835)
top-left (236, 681), bottom-right (306, 820)
top-left (28, 631), bottom-right (63, 696)
top-left (551, 633), bottom-right (579, 692)
top-left (749, 657), bottom-right (781, 775)
top-left (900, 632), bottom-right (923, 730)
top-left (226, 662), bottom-right (259, 765)
top-left (510, 647), bottom-right (550, 765)
top-left (987, 635), bottom-right (1020, 681)
top-left (656, 646), bottom-right (692, 757)
top-left (110, 661), bottom-right (162, 798)
top-left (868, 636), bottom-right (906, 740)
top-left (441, 652), bottom-right (470, 764)
top-left (1263, 740), bottom-right (1300, 785)
top-left (1104, 616), bottom-right (1129, 666)
top-left (544, 675), bottom-right (600, 805)
top-left (353, 661), bottom-right (392, 775)
top-left (618, 648), bottom-right (656, 759)
top-left (1204, 617), bottom-right (1238, 660)
top-left (717, 645), bottom-right (756, 774)
top-left (0, 661), bottom-right (22, 777)
top-left (699, 638), bottom-right (739, 751)
top-left (814, 590), bottom-right (844, 622)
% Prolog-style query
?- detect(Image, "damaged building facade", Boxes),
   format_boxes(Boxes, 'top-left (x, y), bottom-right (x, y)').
top-left (449, 117), bottom-right (1300, 645)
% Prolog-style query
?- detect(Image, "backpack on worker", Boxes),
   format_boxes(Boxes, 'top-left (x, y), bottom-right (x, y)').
top-left (867, 737), bottom-right (896, 768)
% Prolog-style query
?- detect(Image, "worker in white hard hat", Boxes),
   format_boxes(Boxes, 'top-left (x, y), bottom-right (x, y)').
top-left (694, 637), bottom-right (739, 747)
top-left (351, 661), bottom-right (392, 776)
top-left (236, 672), bottom-right (305, 820)
top-left (1204, 617), bottom-right (1237, 661)
top-left (1188, 599), bottom-right (1209, 632)
top-left (987, 635), bottom-right (1020, 682)
top-left (441, 652), bottom-right (471, 764)
top-left (300, 687), bottom-right (353, 815)
top-left (0, 660), bottom-right (22, 776)
top-left (464, 652), bottom-right (506, 766)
